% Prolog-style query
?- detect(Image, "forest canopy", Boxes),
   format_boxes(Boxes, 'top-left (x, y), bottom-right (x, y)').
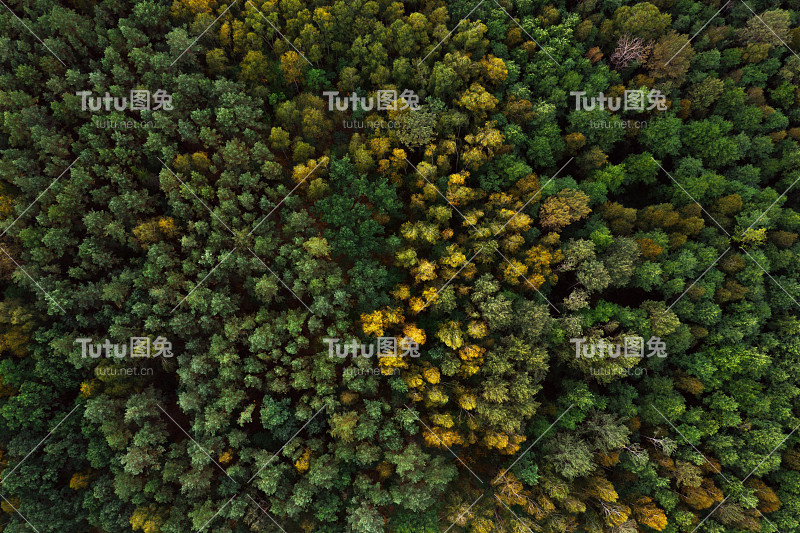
top-left (1, 0), bottom-right (800, 531)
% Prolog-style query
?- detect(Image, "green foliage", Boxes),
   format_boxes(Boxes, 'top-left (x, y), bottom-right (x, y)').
top-left (1, 0), bottom-right (799, 531)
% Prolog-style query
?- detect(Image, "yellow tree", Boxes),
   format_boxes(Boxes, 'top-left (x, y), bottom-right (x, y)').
top-left (539, 189), bottom-right (592, 230)
top-left (280, 51), bottom-right (306, 86)
top-left (632, 496), bottom-right (668, 531)
top-left (457, 83), bottom-right (498, 120)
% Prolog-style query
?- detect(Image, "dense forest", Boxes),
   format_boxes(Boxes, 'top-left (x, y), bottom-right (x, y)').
top-left (1, 0), bottom-right (800, 531)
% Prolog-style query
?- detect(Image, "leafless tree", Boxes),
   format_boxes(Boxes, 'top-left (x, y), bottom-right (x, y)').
top-left (610, 35), bottom-right (652, 69)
